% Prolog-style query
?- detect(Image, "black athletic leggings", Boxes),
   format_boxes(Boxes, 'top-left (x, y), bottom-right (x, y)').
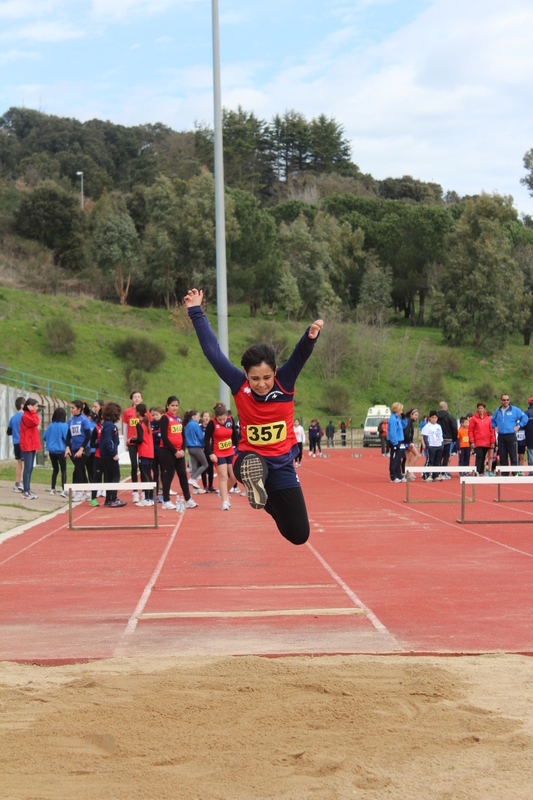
top-left (233, 453), bottom-right (310, 546)
top-left (159, 447), bottom-right (191, 502)
top-left (201, 456), bottom-right (214, 489)
top-left (309, 437), bottom-right (318, 454)
top-left (128, 444), bottom-right (139, 484)
top-left (49, 453), bottom-right (67, 491)
top-left (70, 451), bottom-right (88, 485)
top-left (139, 457), bottom-right (154, 500)
top-left (91, 456), bottom-right (104, 500)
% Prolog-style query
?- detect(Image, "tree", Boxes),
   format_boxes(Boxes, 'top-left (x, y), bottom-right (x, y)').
top-left (357, 255), bottom-right (393, 325)
top-left (227, 188), bottom-right (281, 315)
top-left (308, 114), bottom-right (352, 174)
top-left (434, 194), bottom-right (526, 347)
top-left (91, 212), bottom-right (140, 305)
top-left (521, 148), bottom-right (533, 196)
top-left (14, 180), bottom-right (86, 270)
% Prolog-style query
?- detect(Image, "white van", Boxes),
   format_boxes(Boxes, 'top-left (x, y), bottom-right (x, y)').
top-left (362, 405), bottom-right (391, 447)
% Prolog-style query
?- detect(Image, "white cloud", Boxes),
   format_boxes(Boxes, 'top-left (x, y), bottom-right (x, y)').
top-left (0, 48), bottom-right (40, 64)
top-left (4, 20), bottom-right (85, 42)
top-left (0, 0), bottom-right (60, 19)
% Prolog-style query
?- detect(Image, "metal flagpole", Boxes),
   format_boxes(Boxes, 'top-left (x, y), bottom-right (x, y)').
top-left (212, 0), bottom-right (230, 407)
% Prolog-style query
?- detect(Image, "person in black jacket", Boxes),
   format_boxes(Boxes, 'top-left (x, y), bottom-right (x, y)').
top-left (525, 397), bottom-right (533, 467)
top-left (437, 401), bottom-right (458, 479)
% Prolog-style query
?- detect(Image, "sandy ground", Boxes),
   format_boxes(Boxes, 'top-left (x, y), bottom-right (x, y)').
top-left (1, 654), bottom-right (533, 799)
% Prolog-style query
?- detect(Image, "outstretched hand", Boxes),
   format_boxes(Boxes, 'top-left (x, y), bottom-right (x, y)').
top-left (308, 319), bottom-right (324, 340)
top-left (183, 288), bottom-right (203, 308)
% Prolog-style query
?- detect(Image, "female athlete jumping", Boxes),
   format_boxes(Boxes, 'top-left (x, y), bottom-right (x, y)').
top-left (184, 288), bottom-right (323, 545)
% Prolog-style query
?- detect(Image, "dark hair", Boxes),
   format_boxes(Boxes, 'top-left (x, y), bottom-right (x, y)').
top-left (153, 406), bottom-right (165, 415)
top-left (241, 342), bottom-right (277, 372)
top-left (477, 402), bottom-right (486, 409)
top-left (406, 408), bottom-right (417, 418)
top-left (23, 398), bottom-right (39, 411)
top-left (136, 403), bottom-right (150, 431)
top-left (428, 410), bottom-right (438, 418)
top-left (15, 396), bottom-right (25, 411)
top-left (460, 417), bottom-right (467, 424)
top-left (213, 402), bottom-right (228, 418)
top-left (183, 409), bottom-right (198, 427)
top-left (102, 401), bottom-right (122, 422)
top-left (130, 390), bottom-right (142, 400)
top-left (165, 396), bottom-right (179, 410)
top-left (52, 407), bottom-right (67, 423)
top-left (82, 402), bottom-right (92, 417)
top-left (94, 399), bottom-right (105, 410)
top-left (70, 399), bottom-right (83, 411)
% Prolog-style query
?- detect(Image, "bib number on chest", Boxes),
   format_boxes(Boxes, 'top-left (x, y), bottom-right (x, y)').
top-left (170, 423), bottom-right (182, 435)
top-left (247, 421), bottom-right (287, 445)
top-left (218, 438), bottom-right (232, 451)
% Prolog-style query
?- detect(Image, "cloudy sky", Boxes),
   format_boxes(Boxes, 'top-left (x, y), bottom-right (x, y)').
top-left (2, 0), bottom-right (532, 213)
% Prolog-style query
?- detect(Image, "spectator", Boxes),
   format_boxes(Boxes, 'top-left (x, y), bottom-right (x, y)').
top-left (437, 401), bottom-right (458, 480)
top-left (457, 417), bottom-right (471, 473)
top-left (403, 409), bottom-right (420, 479)
top-left (387, 403), bottom-right (407, 483)
top-left (308, 419), bottom-right (320, 457)
top-left (19, 398), bottom-right (41, 500)
top-left (338, 418), bottom-right (351, 447)
top-left (423, 410), bottom-right (444, 482)
top-left (294, 418), bottom-right (305, 467)
top-left (525, 397), bottom-right (533, 468)
top-left (325, 420), bottom-right (335, 448)
top-left (491, 394), bottom-right (528, 473)
top-left (378, 416), bottom-right (388, 456)
top-left (468, 402), bottom-right (495, 476)
top-left (7, 396), bottom-right (25, 492)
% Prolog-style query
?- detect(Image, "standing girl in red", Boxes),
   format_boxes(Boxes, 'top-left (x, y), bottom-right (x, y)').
top-left (185, 288), bottom-right (323, 545)
top-left (130, 403), bottom-right (155, 506)
top-left (204, 402), bottom-right (239, 511)
top-left (159, 396), bottom-right (199, 511)
top-left (20, 398), bottom-right (41, 500)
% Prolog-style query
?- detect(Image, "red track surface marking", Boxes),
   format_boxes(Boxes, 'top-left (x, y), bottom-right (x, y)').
top-left (2, 455), bottom-right (533, 661)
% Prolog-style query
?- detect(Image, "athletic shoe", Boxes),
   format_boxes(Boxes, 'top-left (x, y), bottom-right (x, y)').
top-left (109, 499), bottom-right (127, 508)
top-left (400, 477), bottom-right (407, 482)
top-left (83, 492), bottom-right (91, 501)
top-left (132, 491), bottom-right (139, 503)
top-left (312, 453), bottom-right (316, 458)
top-left (22, 491), bottom-right (38, 499)
top-left (391, 478), bottom-right (402, 483)
top-left (221, 500), bottom-right (230, 511)
top-left (435, 475), bottom-right (443, 482)
top-left (240, 490), bottom-right (247, 497)
top-left (229, 485), bottom-right (240, 493)
top-left (185, 498), bottom-right (198, 509)
top-left (423, 476), bottom-right (434, 482)
top-left (89, 499), bottom-right (99, 507)
top-left (60, 490), bottom-right (68, 498)
top-left (213, 473), bottom-right (218, 478)
top-left (97, 489), bottom-right (106, 498)
top-left (145, 499), bottom-right (155, 506)
top-left (72, 492), bottom-right (83, 502)
top-left (206, 487), bottom-right (217, 493)
top-left (49, 488), bottom-right (56, 495)
top-left (169, 489), bottom-right (177, 496)
top-left (240, 453), bottom-right (268, 509)
top-left (162, 501), bottom-right (176, 510)
top-left (443, 473), bottom-right (452, 480)
top-left (408, 473), bottom-right (416, 481)
top-left (135, 499), bottom-right (150, 506)
top-left (193, 487), bottom-right (206, 494)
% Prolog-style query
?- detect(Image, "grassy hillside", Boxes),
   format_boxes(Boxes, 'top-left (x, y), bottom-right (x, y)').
top-left (1, 286), bottom-right (532, 425)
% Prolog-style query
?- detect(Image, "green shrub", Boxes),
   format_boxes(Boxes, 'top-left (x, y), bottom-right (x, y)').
top-left (473, 382), bottom-right (496, 400)
top-left (43, 317), bottom-right (76, 356)
top-left (112, 334), bottom-right (166, 372)
top-left (124, 365), bottom-right (147, 394)
top-left (322, 381), bottom-right (350, 415)
top-left (178, 342), bottom-right (189, 357)
top-left (248, 321), bottom-right (290, 365)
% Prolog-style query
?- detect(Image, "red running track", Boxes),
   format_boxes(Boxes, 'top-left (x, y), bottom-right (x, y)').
top-left (1, 450), bottom-right (533, 662)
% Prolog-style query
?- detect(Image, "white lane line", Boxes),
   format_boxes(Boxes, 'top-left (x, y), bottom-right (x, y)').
top-left (321, 468), bottom-right (533, 560)
top-left (305, 538), bottom-right (401, 649)
top-left (115, 513), bottom-right (184, 648)
top-left (0, 507), bottom-right (95, 567)
top-left (138, 608), bottom-right (366, 620)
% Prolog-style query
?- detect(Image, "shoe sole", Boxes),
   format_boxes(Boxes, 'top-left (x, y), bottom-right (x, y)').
top-left (240, 454), bottom-right (268, 509)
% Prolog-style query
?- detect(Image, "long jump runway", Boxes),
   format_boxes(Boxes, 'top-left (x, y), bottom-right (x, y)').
top-left (1, 450), bottom-right (533, 662)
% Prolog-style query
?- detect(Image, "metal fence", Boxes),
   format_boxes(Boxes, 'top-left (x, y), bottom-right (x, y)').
top-left (0, 366), bottom-right (127, 406)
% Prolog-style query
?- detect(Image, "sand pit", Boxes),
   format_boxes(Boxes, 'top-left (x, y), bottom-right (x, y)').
top-left (1, 654), bottom-right (533, 799)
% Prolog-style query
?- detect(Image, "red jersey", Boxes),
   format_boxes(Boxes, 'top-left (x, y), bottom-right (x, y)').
top-left (234, 378), bottom-right (297, 458)
top-left (94, 422), bottom-right (102, 459)
top-left (123, 406), bottom-right (152, 444)
top-left (137, 422), bottom-right (154, 459)
top-left (212, 416), bottom-right (235, 458)
top-left (163, 412), bottom-right (183, 451)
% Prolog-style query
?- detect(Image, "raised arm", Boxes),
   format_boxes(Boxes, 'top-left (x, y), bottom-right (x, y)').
top-left (276, 319), bottom-right (324, 392)
top-left (184, 289), bottom-right (244, 395)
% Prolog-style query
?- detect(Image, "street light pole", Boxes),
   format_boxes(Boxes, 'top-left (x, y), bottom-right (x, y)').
top-left (212, 0), bottom-right (230, 408)
top-left (76, 171), bottom-right (84, 209)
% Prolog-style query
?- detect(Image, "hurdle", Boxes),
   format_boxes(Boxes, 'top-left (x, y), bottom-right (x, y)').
top-left (457, 475), bottom-right (533, 524)
top-left (64, 482), bottom-right (158, 531)
top-left (404, 466), bottom-right (476, 504)
top-left (492, 465), bottom-right (533, 503)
